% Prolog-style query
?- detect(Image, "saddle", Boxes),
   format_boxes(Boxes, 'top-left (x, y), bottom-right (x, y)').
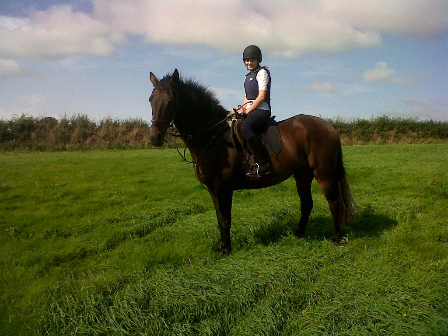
top-left (229, 114), bottom-right (282, 167)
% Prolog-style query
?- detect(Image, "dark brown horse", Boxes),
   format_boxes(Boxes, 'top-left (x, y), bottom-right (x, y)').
top-left (149, 69), bottom-right (356, 255)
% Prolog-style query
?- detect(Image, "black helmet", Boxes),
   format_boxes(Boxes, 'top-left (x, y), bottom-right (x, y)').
top-left (243, 45), bottom-right (262, 62)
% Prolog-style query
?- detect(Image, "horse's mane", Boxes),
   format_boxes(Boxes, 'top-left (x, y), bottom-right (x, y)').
top-left (160, 73), bottom-right (228, 120)
top-left (181, 79), bottom-right (221, 108)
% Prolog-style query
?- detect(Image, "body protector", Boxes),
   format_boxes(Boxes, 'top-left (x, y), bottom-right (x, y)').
top-left (244, 67), bottom-right (271, 110)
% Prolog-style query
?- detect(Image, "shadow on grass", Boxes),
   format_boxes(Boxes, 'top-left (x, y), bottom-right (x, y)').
top-left (253, 205), bottom-right (398, 245)
top-left (345, 205), bottom-right (398, 239)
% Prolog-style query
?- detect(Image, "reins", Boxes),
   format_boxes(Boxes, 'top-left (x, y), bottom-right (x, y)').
top-left (160, 86), bottom-right (239, 164)
top-left (175, 111), bottom-right (233, 164)
top-left (174, 110), bottom-right (240, 192)
top-left (151, 80), bottom-right (245, 191)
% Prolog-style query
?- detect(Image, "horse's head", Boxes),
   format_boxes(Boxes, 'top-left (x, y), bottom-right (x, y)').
top-left (149, 69), bottom-right (179, 147)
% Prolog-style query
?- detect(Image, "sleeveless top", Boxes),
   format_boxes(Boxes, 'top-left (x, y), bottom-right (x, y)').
top-left (244, 67), bottom-right (271, 111)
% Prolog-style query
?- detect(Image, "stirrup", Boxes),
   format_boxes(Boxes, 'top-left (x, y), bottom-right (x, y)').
top-left (246, 163), bottom-right (261, 177)
top-left (247, 163), bottom-right (271, 178)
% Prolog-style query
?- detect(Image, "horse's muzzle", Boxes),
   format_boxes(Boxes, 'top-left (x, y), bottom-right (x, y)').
top-left (149, 128), bottom-right (165, 147)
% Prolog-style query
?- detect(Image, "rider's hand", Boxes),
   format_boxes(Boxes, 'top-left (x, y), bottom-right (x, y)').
top-left (237, 106), bottom-right (246, 114)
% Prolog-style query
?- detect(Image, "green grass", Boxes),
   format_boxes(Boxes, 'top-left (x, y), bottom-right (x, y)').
top-left (1, 145), bottom-right (448, 335)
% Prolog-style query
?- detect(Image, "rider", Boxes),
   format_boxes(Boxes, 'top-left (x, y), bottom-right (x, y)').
top-left (238, 45), bottom-right (272, 177)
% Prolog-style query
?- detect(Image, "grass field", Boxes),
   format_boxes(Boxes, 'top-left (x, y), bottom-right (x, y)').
top-left (1, 145), bottom-right (448, 335)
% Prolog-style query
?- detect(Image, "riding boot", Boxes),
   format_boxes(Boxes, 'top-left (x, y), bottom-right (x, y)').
top-left (247, 136), bottom-right (271, 177)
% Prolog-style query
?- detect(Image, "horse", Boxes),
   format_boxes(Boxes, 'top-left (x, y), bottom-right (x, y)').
top-left (149, 69), bottom-right (356, 255)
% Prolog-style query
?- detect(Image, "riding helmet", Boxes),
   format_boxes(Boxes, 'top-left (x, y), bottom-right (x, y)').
top-left (243, 45), bottom-right (262, 62)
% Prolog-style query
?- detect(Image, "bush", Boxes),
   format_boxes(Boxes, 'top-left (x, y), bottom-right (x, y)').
top-left (1, 114), bottom-right (447, 151)
top-left (329, 115), bottom-right (448, 145)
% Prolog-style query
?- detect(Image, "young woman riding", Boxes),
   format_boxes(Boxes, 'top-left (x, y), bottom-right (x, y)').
top-left (237, 45), bottom-right (272, 177)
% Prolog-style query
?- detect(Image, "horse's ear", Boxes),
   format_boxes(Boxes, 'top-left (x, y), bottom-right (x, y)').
top-left (171, 69), bottom-right (179, 86)
top-left (150, 72), bottom-right (159, 87)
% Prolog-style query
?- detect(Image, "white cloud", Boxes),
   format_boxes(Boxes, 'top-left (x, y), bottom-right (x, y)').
top-left (0, 59), bottom-right (41, 80)
top-left (0, 5), bottom-right (116, 60)
top-left (305, 80), bottom-right (338, 93)
top-left (363, 61), bottom-right (417, 85)
top-left (93, 0), bottom-right (448, 57)
top-left (363, 61), bottom-right (396, 82)
top-left (0, 0), bottom-right (447, 61)
top-left (390, 76), bottom-right (418, 86)
top-left (93, 0), bottom-right (383, 58)
top-left (323, 0), bottom-right (448, 38)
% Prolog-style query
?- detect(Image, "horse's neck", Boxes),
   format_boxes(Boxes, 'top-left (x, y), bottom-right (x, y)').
top-left (175, 106), bottom-right (225, 137)
top-left (174, 91), bottom-right (227, 137)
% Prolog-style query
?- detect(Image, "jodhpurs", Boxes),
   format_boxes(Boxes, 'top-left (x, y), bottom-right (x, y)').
top-left (241, 109), bottom-right (271, 140)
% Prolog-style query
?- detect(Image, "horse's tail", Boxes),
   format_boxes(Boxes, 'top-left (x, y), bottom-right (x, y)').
top-left (335, 148), bottom-right (357, 225)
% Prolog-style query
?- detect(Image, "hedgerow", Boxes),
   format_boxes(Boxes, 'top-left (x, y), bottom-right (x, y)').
top-left (1, 114), bottom-right (447, 151)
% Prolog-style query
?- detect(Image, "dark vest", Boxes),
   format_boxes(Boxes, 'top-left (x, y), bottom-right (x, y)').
top-left (244, 67), bottom-right (271, 108)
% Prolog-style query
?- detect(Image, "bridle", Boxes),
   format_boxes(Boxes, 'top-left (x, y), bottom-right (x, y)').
top-left (150, 85), bottom-right (234, 140)
top-left (149, 87), bottom-right (178, 136)
top-left (149, 84), bottom-right (243, 190)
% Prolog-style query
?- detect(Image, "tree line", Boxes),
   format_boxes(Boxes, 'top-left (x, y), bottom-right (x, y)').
top-left (1, 114), bottom-right (447, 151)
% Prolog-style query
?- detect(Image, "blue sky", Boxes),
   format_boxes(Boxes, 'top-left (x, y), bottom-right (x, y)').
top-left (0, 0), bottom-right (447, 122)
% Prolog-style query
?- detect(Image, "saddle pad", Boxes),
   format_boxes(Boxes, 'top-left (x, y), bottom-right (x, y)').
top-left (260, 124), bottom-right (282, 156)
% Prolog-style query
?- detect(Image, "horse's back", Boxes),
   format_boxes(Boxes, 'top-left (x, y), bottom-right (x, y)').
top-left (277, 114), bottom-right (341, 172)
top-left (278, 113), bottom-right (339, 144)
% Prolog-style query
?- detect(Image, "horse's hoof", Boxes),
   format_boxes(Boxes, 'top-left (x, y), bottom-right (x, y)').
top-left (295, 230), bottom-right (305, 239)
top-left (331, 236), bottom-right (348, 244)
top-left (220, 247), bottom-right (232, 257)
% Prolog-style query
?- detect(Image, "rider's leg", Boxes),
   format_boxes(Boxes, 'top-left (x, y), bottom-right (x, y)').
top-left (246, 136), bottom-right (271, 177)
top-left (241, 109), bottom-right (271, 177)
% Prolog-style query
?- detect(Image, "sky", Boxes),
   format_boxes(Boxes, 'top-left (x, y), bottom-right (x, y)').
top-left (0, 0), bottom-right (447, 122)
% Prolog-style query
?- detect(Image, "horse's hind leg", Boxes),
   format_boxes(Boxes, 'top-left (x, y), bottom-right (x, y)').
top-left (317, 177), bottom-right (341, 242)
top-left (294, 169), bottom-right (314, 238)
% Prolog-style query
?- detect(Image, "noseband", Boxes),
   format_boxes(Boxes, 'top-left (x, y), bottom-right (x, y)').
top-left (151, 119), bottom-right (172, 128)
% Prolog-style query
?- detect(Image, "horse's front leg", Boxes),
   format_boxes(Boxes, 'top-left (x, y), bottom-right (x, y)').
top-left (209, 186), bottom-right (234, 255)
